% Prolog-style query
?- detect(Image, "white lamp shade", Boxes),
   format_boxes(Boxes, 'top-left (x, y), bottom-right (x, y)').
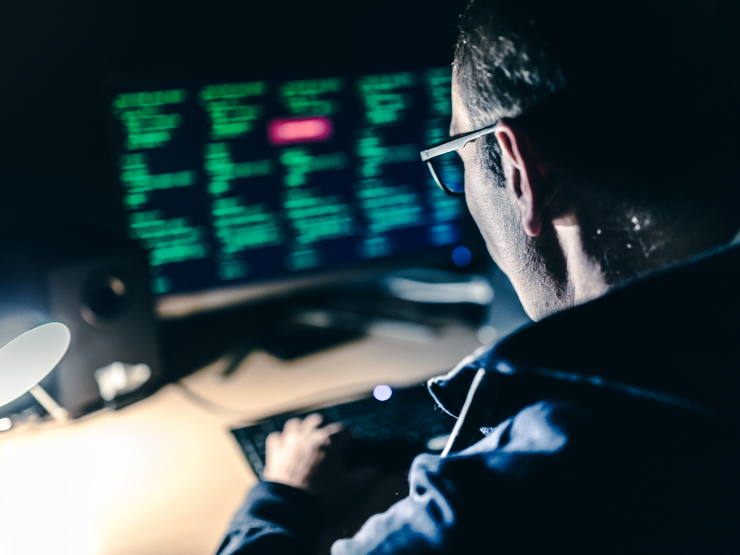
top-left (0, 322), bottom-right (71, 408)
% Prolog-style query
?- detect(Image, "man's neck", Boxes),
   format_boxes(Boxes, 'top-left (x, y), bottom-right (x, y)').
top-left (556, 224), bottom-right (610, 306)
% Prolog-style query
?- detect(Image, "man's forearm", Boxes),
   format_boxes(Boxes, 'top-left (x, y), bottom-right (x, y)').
top-left (216, 481), bottom-right (324, 555)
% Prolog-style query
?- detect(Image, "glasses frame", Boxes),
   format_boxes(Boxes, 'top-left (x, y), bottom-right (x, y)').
top-left (420, 123), bottom-right (498, 197)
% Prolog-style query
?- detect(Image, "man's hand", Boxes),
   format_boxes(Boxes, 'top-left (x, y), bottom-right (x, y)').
top-left (263, 414), bottom-right (378, 521)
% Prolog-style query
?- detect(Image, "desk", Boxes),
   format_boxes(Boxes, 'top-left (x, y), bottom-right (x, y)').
top-left (0, 323), bottom-right (481, 555)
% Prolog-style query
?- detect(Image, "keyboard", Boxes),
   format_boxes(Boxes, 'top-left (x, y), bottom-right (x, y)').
top-left (231, 384), bottom-right (455, 478)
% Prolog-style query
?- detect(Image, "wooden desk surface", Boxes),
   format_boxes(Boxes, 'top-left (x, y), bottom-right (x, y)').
top-left (0, 324), bottom-right (481, 555)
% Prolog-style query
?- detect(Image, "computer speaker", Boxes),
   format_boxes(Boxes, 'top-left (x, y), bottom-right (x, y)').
top-left (46, 251), bottom-right (163, 417)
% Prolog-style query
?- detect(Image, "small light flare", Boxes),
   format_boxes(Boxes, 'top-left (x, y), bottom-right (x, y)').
top-left (373, 385), bottom-right (393, 401)
top-left (452, 246), bottom-right (472, 267)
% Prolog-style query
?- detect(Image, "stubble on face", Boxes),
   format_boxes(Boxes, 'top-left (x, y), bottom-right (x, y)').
top-left (451, 80), bottom-right (573, 321)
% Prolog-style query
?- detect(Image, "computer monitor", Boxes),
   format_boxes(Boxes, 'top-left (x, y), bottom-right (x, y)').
top-left (107, 66), bottom-right (472, 319)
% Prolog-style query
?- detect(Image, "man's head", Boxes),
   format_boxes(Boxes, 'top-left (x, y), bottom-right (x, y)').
top-left (452, 0), bottom-right (740, 320)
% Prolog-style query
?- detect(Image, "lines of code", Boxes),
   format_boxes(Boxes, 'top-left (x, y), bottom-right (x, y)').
top-left (110, 67), bottom-right (466, 296)
top-left (199, 81), bottom-right (269, 140)
top-left (112, 90), bottom-right (188, 150)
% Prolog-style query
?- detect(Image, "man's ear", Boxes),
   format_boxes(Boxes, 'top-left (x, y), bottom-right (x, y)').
top-left (494, 119), bottom-right (549, 237)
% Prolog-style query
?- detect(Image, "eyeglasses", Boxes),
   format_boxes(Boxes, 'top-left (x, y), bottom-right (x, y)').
top-left (420, 123), bottom-right (498, 197)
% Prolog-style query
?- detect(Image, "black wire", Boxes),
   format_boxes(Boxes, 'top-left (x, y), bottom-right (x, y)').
top-left (171, 381), bottom-right (254, 418)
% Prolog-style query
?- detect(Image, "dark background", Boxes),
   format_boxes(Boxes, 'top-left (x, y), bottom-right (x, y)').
top-left (0, 0), bottom-right (469, 262)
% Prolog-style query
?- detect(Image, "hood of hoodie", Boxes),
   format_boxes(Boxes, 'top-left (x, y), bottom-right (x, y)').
top-left (429, 244), bottom-right (740, 423)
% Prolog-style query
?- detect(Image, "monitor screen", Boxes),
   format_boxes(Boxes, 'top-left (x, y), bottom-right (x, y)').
top-left (108, 66), bottom-right (470, 318)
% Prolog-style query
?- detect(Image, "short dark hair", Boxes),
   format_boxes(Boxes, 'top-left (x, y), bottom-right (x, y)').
top-left (455, 0), bottom-right (740, 284)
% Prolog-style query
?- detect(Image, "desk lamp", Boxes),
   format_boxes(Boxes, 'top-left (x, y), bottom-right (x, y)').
top-left (0, 322), bottom-right (71, 423)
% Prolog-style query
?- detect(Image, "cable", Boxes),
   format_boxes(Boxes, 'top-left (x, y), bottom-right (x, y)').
top-left (171, 381), bottom-right (255, 418)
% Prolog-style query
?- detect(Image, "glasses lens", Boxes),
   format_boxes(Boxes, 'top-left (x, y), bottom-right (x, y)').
top-left (429, 151), bottom-right (465, 194)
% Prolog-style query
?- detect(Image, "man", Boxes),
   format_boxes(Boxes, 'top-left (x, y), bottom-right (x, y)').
top-left (218, 0), bottom-right (740, 552)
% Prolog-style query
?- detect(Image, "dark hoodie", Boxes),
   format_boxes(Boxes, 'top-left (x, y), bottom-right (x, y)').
top-left (218, 245), bottom-right (740, 554)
